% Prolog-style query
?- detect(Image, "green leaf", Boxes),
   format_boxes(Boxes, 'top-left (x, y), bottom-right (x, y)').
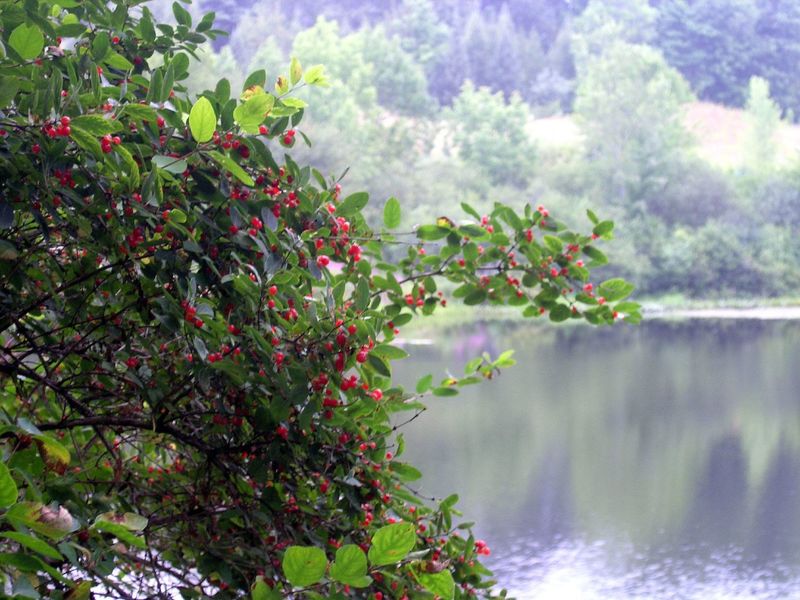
top-left (303, 64), bottom-right (327, 86)
top-left (432, 387), bottom-right (459, 397)
top-left (367, 354), bottom-right (391, 378)
top-left (95, 512), bottom-right (148, 531)
top-left (71, 115), bottom-right (123, 136)
top-left (290, 56), bottom-right (303, 85)
top-left (121, 104), bottom-right (159, 121)
top-left (114, 144), bottom-right (140, 189)
top-left (105, 51), bottom-right (134, 71)
top-left (372, 344), bottom-right (409, 361)
top-left (0, 462), bottom-right (18, 507)
top-left (598, 278), bottom-right (635, 302)
top-left (416, 225), bottom-right (449, 241)
top-left (582, 245), bottom-right (608, 266)
top-left (337, 192), bottom-right (369, 217)
top-left (9, 23), bottom-right (44, 60)
top-left (282, 546), bottom-right (328, 588)
top-left (169, 209), bottom-right (187, 223)
top-left (208, 150), bottom-right (254, 186)
top-left (189, 96), bottom-right (217, 143)
top-left (152, 155), bottom-right (188, 174)
top-left (0, 77), bottom-right (20, 108)
top-left (69, 126), bottom-right (103, 159)
top-left (549, 304), bottom-right (572, 323)
top-left (368, 522), bottom-right (416, 566)
top-left (329, 545), bottom-right (370, 587)
top-left (463, 288), bottom-right (487, 306)
top-left (593, 220), bottom-right (614, 237)
top-left (383, 197), bottom-right (401, 229)
top-left (1, 532), bottom-right (62, 560)
top-left (91, 520), bottom-right (147, 549)
top-left (390, 462), bottom-right (422, 482)
top-left (417, 570), bottom-right (455, 600)
top-left (172, 1), bottom-right (192, 26)
top-left (354, 278), bottom-right (370, 311)
top-left (233, 92), bottom-right (274, 134)
top-left (251, 579), bottom-right (281, 600)
top-left (415, 374), bottom-right (433, 394)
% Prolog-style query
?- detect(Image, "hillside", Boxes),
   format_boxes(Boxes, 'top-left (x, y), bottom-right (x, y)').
top-left (528, 102), bottom-right (800, 168)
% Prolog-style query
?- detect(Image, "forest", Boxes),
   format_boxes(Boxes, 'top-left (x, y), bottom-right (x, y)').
top-left (146, 0), bottom-right (800, 299)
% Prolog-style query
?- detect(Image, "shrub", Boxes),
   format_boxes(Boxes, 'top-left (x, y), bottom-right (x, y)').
top-left (0, 1), bottom-right (638, 598)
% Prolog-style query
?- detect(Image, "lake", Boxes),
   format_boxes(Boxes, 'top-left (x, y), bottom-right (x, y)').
top-left (397, 319), bottom-right (800, 599)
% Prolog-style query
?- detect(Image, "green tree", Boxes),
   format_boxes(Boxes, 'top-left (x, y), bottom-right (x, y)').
top-left (447, 82), bottom-right (537, 187)
top-left (574, 42), bottom-right (693, 213)
top-left (744, 76), bottom-right (782, 173)
top-left (571, 0), bottom-right (657, 73)
top-left (0, 0), bottom-right (639, 597)
top-left (655, 0), bottom-right (759, 107)
top-left (353, 25), bottom-right (434, 116)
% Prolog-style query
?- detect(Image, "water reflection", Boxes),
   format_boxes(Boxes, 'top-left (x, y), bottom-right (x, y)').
top-left (397, 320), bottom-right (800, 599)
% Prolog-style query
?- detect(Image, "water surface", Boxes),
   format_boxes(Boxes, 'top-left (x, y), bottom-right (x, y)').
top-left (397, 320), bottom-right (800, 599)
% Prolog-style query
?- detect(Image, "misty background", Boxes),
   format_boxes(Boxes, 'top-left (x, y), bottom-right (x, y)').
top-left (151, 0), bottom-right (800, 300)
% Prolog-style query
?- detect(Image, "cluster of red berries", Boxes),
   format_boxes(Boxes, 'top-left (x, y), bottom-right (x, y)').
top-left (281, 128), bottom-right (296, 146)
top-left (43, 115), bottom-right (72, 138)
top-left (101, 133), bottom-right (122, 153)
top-left (180, 301), bottom-right (204, 328)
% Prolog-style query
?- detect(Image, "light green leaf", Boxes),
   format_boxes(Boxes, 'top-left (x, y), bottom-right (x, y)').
top-left (9, 23), bottom-right (44, 60)
top-left (337, 192), bottom-right (369, 217)
top-left (383, 197), bottom-right (401, 229)
top-left (95, 512), bottom-right (148, 531)
top-left (368, 522), bottom-right (416, 566)
top-left (188, 96), bottom-right (216, 143)
top-left (69, 126), bottom-right (103, 159)
top-left (290, 56), bottom-right (303, 85)
top-left (71, 115), bottom-right (123, 136)
top-left (152, 155), bottom-right (188, 174)
top-left (417, 570), bottom-right (455, 600)
top-left (0, 462), bottom-right (18, 507)
top-left (303, 64), bottom-right (328, 86)
top-left (329, 545), bottom-right (370, 587)
top-left (598, 278), bottom-right (635, 302)
top-left (390, 462), bottom-right (422, 482)
top-left (105, 51), bottom-right (134, 71)
top-left (282, 545), bottom-right (328, 588)
top-left (91, 520), bottom-right (147, 549)
top-left (415, 374), bottom-right (433, 394)
top-left (121, 104), bottom-right (159, 122)
top-left (372, 344), bottom-right (409, 361)
top-left (251, 579), bottom-right (281, 600)
top-left (208, 150), bottom-right (254, 186)
top-left (233, 92), bottom-right (274, 134)
top-left (1, 532), bottom-right (62, 560)
top-left (113, 144), bottom-right (140, 189)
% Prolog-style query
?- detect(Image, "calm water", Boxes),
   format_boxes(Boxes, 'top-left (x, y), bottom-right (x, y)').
top-left (397, 320), bottom-right (800, 599)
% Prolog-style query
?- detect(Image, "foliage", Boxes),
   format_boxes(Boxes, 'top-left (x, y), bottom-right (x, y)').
top-left (447, 82), bottom-right (537, 188)
top-left (655, 0), bottom-right (759, 108)
top-left (570, 0), bottom-right (657, 73)
top-left (0, 0), bottom-right (639, 598)
top-left (574, 42), bottom-right (693, 212)
top-left (744, 76), bottom-right (781, 173)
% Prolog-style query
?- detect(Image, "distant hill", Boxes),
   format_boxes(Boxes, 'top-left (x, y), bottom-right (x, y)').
top-left (527, 102), bottom-right (800, 169)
